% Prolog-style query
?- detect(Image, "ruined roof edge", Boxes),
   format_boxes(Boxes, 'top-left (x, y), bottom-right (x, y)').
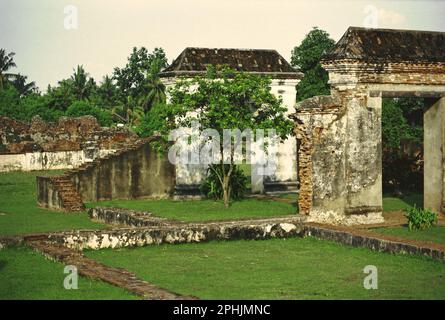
top-left (322, 26), bottom-right (445, 64)
top-left (159, 70), bottom-right (303, 79)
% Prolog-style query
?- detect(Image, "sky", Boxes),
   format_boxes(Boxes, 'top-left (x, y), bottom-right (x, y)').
top-left (1, 0), bottom-right (444, 90)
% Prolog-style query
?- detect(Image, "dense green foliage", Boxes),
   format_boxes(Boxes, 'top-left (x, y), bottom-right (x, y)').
top-left (0, 47), bottom-right (167, 127)
top-left (66, 100), bottom-right (113, 127)
top-left (405, 205), bottom-right (437, 231)
top-left (201, 165), bottom-right (248, 201)
top-left (291, 27), bottom-right (335, 101)
top-left (382, 98), bottom-right (424, 193)
top-left (138, 66), bottom-right (294, 207)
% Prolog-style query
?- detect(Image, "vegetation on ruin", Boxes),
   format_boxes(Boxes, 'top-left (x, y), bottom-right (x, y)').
top-left (0, 171), bottom-right (106, 236)
top-left (0, 246), bottom-right (136, 300)
top-left (86, 237), bottom-right (445, 299)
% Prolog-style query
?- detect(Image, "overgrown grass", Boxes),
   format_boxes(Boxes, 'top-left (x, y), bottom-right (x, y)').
top-left (86, 237), bottom-right (445, 300)
top-left (372, 226), bottom-right (445, 245)
top-left (0, 171), bottom-right (106, 236)
top-left (89, 198), bottom-right (296, 222)
top-left (0, 246), bottom-right (136, 300)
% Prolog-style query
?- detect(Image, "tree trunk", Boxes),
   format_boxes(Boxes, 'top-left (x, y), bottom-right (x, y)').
top-left (222, 176), bottom-right (230, 208)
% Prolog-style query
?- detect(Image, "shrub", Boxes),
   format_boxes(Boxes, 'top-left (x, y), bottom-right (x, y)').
top-left (404, 205), bottom-right (437, 230)
top-left (66, 100), bottom-right (113, 126)
top-left (201, 165), bottom-right (248, 201)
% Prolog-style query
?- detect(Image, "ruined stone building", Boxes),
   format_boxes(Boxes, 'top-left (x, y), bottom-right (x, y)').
top-left (0, 115), bottom-right (138, 172)
top-left (159, 48), bottom-right (303, 195)
top-left (3, 26), bottom-right (442, 225)
top-left (293, 27), bottom-right (445, 225)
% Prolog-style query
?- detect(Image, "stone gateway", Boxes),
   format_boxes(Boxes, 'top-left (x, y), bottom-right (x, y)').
top-left (292, 27), bottom-right (445, 225)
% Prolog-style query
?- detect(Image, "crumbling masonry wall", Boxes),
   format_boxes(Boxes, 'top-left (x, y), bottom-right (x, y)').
top-left (292, 27), bottom-right (445, 225)
top-left (0, 115), bottom-right (138, 172)
top-left (293, 94), bottom-right (383, 225)
top-left (37, 139), bottom-right (176, 211)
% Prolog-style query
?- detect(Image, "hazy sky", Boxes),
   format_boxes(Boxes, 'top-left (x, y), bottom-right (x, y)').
top-left (1, 0), bottom-right (444, 90)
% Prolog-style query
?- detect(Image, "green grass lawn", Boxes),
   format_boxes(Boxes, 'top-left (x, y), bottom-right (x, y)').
top-left (372, 226), bottom-right (445, 245)
top-left (383, 193), bottom-right (423, 212)
top-left (86, 237), bottom-right (445, 300)
top-left (0, 246), bottom-right (136, 300)
top-left (274, 193), bottom-right (298, 201)
top-left (0, 171), bottom-right (106, 236)
top-left (89, 198), bottom-right (296, 222)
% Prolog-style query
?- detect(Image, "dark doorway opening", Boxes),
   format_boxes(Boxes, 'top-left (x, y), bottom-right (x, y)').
top-left (382, 97), bottom-right (424, 208)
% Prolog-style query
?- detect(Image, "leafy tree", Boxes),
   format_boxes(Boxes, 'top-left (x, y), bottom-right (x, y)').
top-left (136, 102), bottom-right (169, 137)
top-left (0, 49), bottom-right (17, 89)
top-left (70, 65), bottom-right (96, 100)
top-left (382, 98), bottom-right (424, 193)
top-left (0, 85), bottom-right (23, 120)
top-left (139, 72), bottom-right (166, 113)
top-left (46, 79), bottom-right (76, 111)
top-left (95, 75), bottom-right (119, 107)
top-left (142, 66), bottom-right (293, 208)
top-left (382, 99), bottom-right (413, 149)
top-left (66, 100), bottom-right (113, 126)
top-left (113, 47), bottom-right (168, 101)
top-left (21, 93), bottom-right (63, 122)
top-left (291, 27), bottom-right (335, 101)
top-left (12, 74), bottom-right (37, 97)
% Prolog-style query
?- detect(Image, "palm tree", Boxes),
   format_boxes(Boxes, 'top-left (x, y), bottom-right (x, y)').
top-left (12, 74), bottom-right (37, 96)
top-left (0, 49), bottom-right (17, 89)
top-left (70, 65), bottom-right (90, 100)
top-left (140, 74), bottom-right (166, 113)
top-left (98, 75), bottom-right (118, 107)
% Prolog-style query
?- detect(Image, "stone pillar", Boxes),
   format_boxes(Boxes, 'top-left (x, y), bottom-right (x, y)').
top-left (342, 92), bottom-right (383, 221)
top-left (292, 93), bottom-right (384, 225)
top-left (292, 96), bottom-right (347, 217)
top-left (424, 97), bottom-right (445, 214)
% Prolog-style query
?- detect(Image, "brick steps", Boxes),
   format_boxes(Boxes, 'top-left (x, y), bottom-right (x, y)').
top-left (49, 175), bottom-right (85, 212)
top-left (45, 138), bottom-right (154, 212)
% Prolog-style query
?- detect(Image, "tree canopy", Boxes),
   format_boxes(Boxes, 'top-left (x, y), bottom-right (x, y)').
top-left (0, 47), bottom-right (169, 126)
top-left (291, 27), bottom-right (335, 101)
top-left (138, 66), bottom-right (293, 207)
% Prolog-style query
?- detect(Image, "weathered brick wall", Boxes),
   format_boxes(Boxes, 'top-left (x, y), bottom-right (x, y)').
top-left (0, 115), bottom-right (138, 172)
top-left (292, 59), bottom-right (445, 225)
top-left (36, 138), bottom-right (176, 211)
